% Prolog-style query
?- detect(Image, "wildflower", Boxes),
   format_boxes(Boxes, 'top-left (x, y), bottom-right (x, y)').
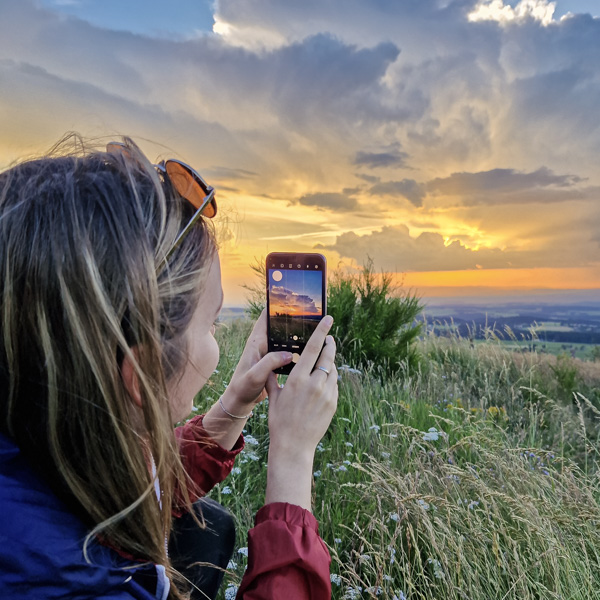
top-left (317, 443), bottom-right (325, 453)
top-left (191, 406), bottom-right (199, 412)
top-left (390, 434), bottom-right (398, 439)
top-left (245, 434), bottom-right (259, 446)
top-left (343, 460), bottom-right (351, 465)
top-left (467, 500), bottom-right (479, 510)
top-left (393, 592), bottom-right (407, 600)
top-left (359, 554), bottom-right (371, 564)
top-left (313, 470), bottom-right (322, 478)
top-left (345, 442), bottom-right (354, 448)
top-left (339, 364), bottom-right (362, 375)
top-left (226, 560), bottom-right (237, 570)
top-left (224, 585), bottom-right (238, 600)
top-left (231, 467), bottom-right (242, 475)
top-left (221, 486), bottom-right (232, 495)
top-left (330, 573), bottom-right (342, 586)
top-left (259, 413), bottom-right (267, 419)
top-left (237, 547), bottom-right (249, 557)
top-left (417, 499), bottom-right (430, 510)
top-left (366, 586), bottom-right (382, 596)
top-left (381, 451), bottom-right (391, 459)
top-left (388, 512), bottom-right (400, 522)
top-left (338, 465), bottom-right (348, 472)
top-left (541, 469), bottom-right (550, 476)
top-left (383, 574), bottom-right (393, 582)
top-left (334, 538), bottom-right (342, 544)
top-left (422, 427), bottom-right (440, 442)
top-left (327, 463), bottom-right (335, 469)
top-left (369, 425), bottom-right (381, 433)
top-left (427, 558), bottom-right (444, 579)
top-left (343, 586), bottom-right (363, 599)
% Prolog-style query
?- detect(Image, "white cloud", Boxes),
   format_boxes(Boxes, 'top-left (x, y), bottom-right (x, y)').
top-left (468, 0), bottom-right (557, 26)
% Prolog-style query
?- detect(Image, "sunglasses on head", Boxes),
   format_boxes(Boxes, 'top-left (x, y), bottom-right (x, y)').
top-left (106, 142), bottom-right (217, 266)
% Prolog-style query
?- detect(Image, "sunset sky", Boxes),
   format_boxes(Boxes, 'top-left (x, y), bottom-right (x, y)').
top-left (0, 0), bottom-right (599, 305)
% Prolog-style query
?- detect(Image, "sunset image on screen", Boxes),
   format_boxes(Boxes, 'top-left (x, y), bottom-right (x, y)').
top-left (268, 270), bottom-right (323, 318)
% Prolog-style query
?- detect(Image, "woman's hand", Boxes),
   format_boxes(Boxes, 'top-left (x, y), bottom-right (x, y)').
top-left (221, 309), bottom-right (293, 412)
top-left (201, 310), bottom-right (292, 450)
top-left (264, 316), bottom-right (338, 511)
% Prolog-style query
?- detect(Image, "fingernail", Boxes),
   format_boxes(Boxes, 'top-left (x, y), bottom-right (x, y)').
top-left (323, 315), bottom-right (333, 326)
top-left (283, 352), bottom-right (293, 361)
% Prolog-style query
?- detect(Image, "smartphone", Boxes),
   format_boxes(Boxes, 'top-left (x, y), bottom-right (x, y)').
top-left (266, 252), bottom-right (327, 374)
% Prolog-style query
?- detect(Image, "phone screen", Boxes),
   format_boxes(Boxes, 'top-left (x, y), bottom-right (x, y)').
top-left (266, 253), bottom-right (326, 374)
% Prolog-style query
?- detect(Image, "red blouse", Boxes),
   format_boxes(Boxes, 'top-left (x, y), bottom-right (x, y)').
top-left (175, 415), bottom-right (332, 599)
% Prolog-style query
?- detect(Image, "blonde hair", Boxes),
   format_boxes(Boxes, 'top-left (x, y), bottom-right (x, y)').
top-left (0, 135), bottom-right (216, 598)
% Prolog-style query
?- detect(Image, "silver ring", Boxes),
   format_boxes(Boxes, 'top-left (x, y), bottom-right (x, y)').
top-left (317, 366), bottom-right (330, 375)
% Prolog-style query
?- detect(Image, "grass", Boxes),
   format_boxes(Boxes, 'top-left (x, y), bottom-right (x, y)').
top-left (194, 318), bottom-right (600, 600)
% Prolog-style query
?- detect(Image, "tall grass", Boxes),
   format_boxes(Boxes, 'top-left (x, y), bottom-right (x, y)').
top-left (195, 319), bottom-right (600, 600)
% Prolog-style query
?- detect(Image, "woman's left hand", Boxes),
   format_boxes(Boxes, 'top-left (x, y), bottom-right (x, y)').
top-left (219, 309), bottom-right (292, 414)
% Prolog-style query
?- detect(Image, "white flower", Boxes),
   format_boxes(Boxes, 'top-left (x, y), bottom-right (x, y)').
top-left (334, 538), bottom-right (342, 544)
top-left (237, 547), bottom-right (249, 557)
top-left (317, 443), bottom-right (325, 452)
top-left (366, 586), bottom-right (383, 596)
top-left (388, 512), bottom-right (400, 522)
top-left (359, 554), bottom-right (371, 564)
top-left (468, 500), bottom-right (480, 510)
top-left (224, 584), bottom-right (238, 600)
top-left (221, 486), bottom-right (232, 495)
top-left (345, 442), bottom-right (354, 448)
top-left (226, 560), bottom-right (237, 570)
top-left (231, 467), bottom-right (242, 475)
top-left (337, 465), bottom-right (348, 472)
top-left (330, 573), bottom-right (342, 586)
top-left (417, 499), bottom-right (430, 510)
top-left (343, 586), bottom-right (363, 599)
top-left (422, 427), bottom-right (440, 442)
top-left (313, 470), bottom-right (322, 478)
top-left (369, 425), bottom-right (381, 433)
top-left (381, 452), bottom-right (391, 459)
top-left (245, 434), bottom-right (259, 446)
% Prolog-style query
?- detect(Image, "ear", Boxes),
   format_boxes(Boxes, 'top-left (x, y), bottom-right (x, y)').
top-left (120, 349), bottom-right (143, 408)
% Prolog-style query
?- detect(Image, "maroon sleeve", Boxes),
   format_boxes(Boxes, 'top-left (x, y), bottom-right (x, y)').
top-left (236, 503), bottom-right (332, 599)
top-left (173, 415), bottom-right (244, 512)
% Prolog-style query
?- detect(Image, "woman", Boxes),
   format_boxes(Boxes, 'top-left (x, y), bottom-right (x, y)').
top-left (0, 136), bottom-right (338, 599)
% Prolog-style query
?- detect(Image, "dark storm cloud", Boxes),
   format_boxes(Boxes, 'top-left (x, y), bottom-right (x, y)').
top-left (369, 179), bottom-right (427, 206)
top-left (428, 167), bottom-right (584, 195)
top-left (354, 147), bottom-right (409, 169)
top-left (296, 192), bottom-right (359, 211)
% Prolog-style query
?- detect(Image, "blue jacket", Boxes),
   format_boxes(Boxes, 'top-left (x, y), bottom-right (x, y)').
top-left (0, 433), bottom-right (169, 599)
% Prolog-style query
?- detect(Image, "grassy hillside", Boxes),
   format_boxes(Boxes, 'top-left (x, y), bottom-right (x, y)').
top-left (194, 318), bottom-right (600, 600)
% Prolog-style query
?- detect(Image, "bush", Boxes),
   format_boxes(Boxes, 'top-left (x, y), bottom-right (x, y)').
top-left (328, 260), bottom-right (423, 375)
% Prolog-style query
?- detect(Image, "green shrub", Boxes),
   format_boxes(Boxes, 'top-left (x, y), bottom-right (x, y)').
top-left (328, 260), bottom-right (423, 375)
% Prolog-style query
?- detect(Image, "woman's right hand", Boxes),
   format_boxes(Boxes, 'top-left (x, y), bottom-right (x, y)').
top-left (264, 316), bottom-right (338, 511)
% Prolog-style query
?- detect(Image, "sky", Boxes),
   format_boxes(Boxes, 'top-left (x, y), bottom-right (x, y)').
top-left (0, 0), bottom-right (599, 306)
